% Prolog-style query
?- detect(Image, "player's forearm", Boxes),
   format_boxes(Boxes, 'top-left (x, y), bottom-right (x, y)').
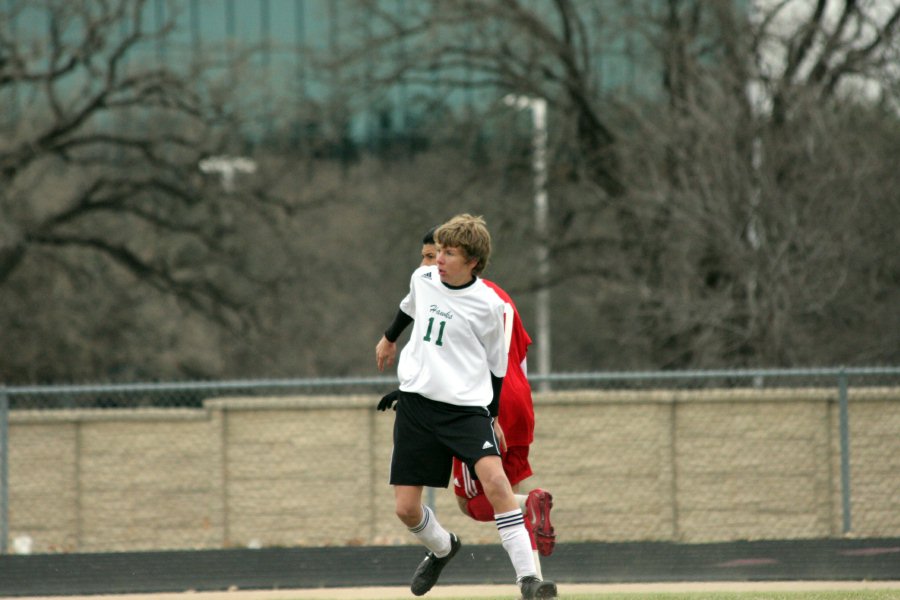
top-left (488, 372), bottom-right (504, 417)
top-left (384, 308), bottom-right (413, 342)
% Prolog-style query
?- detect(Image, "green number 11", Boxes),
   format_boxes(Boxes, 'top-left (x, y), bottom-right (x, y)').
top-left (423, 317), bottom-right (446, 346)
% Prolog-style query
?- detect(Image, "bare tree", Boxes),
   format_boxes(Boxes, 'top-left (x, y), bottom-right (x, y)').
top-left (611, 0), bottom-right (900, 367)
top-left (0, 0), bottom-right (303, 381)
top-left (327, 0), bottom-right (900, 369)
top-left (330, 0), bottom-right (627, 197)
top-left (3, 0), bottom-right (896, 382)
top-left (753, 0), bottom-right (900, 125)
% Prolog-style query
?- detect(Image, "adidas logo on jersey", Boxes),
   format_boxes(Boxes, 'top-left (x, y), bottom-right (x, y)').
top-left (422, 271), bottom-right (432, 279)
top-left (482, 441), bottom-right (494, 450)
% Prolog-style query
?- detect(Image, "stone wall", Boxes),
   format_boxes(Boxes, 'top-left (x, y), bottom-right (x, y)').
top-left (7, 388), bottom-right (899, 553)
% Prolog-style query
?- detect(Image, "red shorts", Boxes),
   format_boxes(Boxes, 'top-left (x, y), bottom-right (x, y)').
top-left (453, 445), bottom-right (533, 499)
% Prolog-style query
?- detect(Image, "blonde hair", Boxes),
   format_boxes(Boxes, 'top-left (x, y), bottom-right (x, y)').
top-left (434, 214), bottom-right (492, 275)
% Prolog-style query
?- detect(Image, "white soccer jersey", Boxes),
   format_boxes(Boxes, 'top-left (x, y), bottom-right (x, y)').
top-left (396, 265), bottom-right (508, 408)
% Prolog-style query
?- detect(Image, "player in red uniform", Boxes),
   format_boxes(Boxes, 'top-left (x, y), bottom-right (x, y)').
top-left (377, 227), bottom-right (556, 574)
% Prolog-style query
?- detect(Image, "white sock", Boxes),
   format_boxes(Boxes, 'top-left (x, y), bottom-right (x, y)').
top-left (516, 494), bottom-right (542, 578)
top-left (495, 509), bottom-right (537, 580)
top-left (533, 549), bottom-right (543, 579)
top-left (408, 505), bottom-right (452, 557)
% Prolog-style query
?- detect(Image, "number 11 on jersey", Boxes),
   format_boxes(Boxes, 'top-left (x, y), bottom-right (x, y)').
top-left (423, 317), bottom-right (446, 346)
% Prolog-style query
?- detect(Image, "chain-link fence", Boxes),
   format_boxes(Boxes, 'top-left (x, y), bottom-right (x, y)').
top-left (1, 367), bottom-right (898, 555)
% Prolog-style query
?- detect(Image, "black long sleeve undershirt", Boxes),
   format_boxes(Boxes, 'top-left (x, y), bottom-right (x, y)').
top-left (489, 372), bottom-right (503, 417)
top-left (384, 309), bottom-right (413, 342)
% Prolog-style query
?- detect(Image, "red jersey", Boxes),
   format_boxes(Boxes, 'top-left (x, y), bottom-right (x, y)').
top-left (483, 279), bottom-right (534, 446)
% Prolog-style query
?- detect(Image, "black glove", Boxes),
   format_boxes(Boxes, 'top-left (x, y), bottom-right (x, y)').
top-left (377, 389), bottom-right (400, 411)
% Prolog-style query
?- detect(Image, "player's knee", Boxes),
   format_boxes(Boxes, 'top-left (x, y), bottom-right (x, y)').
top-left (481, 471), bottom-right (512, 499)
top-left (395, 502), bottom-right (422, 527)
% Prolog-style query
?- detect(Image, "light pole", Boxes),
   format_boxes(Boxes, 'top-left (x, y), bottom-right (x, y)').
top-left (199, 156), bottom-right (258, 193)
top-left (504, 95), bottom-right (551, 390)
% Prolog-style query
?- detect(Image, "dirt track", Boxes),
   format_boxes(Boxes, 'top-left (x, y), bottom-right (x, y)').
top-left (10, 581), bottom-right (900, 600)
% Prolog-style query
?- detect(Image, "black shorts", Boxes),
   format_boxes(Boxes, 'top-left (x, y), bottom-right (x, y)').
top-left (390, 391), bottom-right (502, 488)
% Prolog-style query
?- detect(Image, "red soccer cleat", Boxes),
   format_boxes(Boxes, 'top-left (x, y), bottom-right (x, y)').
top-left (525, 488), bottom-right (556, 556)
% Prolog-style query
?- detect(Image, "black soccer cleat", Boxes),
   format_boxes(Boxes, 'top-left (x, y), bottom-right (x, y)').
top-left (410, 533), bottom-right (461, 596)
top-left (519, 575), bottom-right (558, 599)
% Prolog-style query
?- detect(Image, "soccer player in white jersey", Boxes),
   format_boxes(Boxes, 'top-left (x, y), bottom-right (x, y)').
top-left (375, 214), bottom-right (557, 599)
top-left (378, 226), bottom-right (557, 577)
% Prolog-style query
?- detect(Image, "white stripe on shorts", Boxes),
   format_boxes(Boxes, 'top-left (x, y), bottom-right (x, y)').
top-left (462, 463), bottom-right (479, 498)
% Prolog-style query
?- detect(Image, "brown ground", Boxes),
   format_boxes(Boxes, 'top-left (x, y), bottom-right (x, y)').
top-left (8, 581), bottom-right (900, 600)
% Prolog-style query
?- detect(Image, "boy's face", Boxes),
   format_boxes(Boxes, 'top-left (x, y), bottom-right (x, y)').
top-left (436, 244), bottom-right (477, 286)
top-left (420, 243), bottom-right (438, 267)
